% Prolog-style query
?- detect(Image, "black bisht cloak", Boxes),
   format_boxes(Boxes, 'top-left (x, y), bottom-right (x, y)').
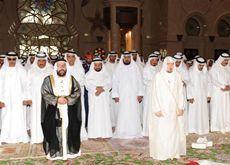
top-left (41, 75), bottom-right (82, 157)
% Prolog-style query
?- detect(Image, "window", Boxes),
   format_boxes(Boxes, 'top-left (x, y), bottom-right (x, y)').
top-left (18, 0), bottom-right (67, 25)
top-left (217, 19), bottom-right (230, 37)
top-left (14, 0), bottom-right (75, 56)
top-left (185, 18), bottom-right (201, 36)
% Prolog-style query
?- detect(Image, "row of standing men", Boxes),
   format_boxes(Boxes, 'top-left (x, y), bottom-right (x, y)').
top-left (0, 50), bottom-right (229, 145)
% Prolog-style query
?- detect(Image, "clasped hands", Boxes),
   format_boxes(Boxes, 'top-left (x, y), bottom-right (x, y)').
top-left (0, 100), bottom-right (32, 108)
top-left (154, 109), bottom-right (184, 117)
top-left (113, 96), bottom-right (143, 103)
top-left (188, 97), bottom-right (211, 104)
top-left (57, 96), bottom-right (68, 105)
top-left (95, 86), bottom-right (105, 96)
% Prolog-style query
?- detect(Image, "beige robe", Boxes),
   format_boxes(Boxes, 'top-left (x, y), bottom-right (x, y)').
top-left (149, 70), bottom-right (186, 160)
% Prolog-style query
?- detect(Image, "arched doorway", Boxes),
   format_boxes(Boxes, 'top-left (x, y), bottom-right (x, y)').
top-left (214, 15), bottom-right (230, 60)
top-left (183, 15), bottom-right (206, 59)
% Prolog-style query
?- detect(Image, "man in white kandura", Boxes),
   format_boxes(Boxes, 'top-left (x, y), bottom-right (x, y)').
top-left (131, 50), bottom-right (144, 123)
top-left (26, 53), bottom-right (53, 144)
top-left (105, 51), bottom-right (119, 128)
top-left (24, 54), bottom-right (36, 71)
top-left (131, 50), bottom-right (145, 72)
top-left (0, 54), bottom-right (4, 69)
top-left (142, 53), bottom-right (159, 137)
top-left (64, 50), bottom-right (87, 141)
top-left (187, 57), bottom-right (211, 135)
top-left (0, 52), bottom-right (29, 144)
top-left (149, 56), bottom-right (186, 160)
top-left (112, 51), bottom-right (144, 139)
top-left (209, 53), bottom-right (230, 133)
top-left (0, 54), bottom-right (6, 132)
top-left (174, 53), bottom-right (190, 134)
top-left (85, 57), bottom-right (113, 139)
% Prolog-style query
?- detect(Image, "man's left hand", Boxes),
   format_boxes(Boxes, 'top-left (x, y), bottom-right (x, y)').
top-left (0, 101), bottom-right (5, 108)
top-left (27, 100), bottom-right (32, 106)
top-left (23, 100), bottom-right (33, 106)
top-left (177, 109), bottom-right (184, 116)
top-left (137, 96), bottom-right (143, 103)
top-left (58, 97), bottom-right (68, 104)
top-left (95, 91), bottom-right (101, 96)
top-left (95, 87), bottom-right (105, 96)
top-left (183, 81), bottom-right (186, 87)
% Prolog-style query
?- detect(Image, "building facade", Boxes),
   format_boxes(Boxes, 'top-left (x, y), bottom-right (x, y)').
top-left (0, 0), bottom-right (229, 59)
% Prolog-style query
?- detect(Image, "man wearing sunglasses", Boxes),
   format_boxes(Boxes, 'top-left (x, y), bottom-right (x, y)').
top-left (0, 52), bottom-right (29, 144)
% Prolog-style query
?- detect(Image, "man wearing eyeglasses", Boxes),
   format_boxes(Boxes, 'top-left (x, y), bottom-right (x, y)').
top-left (0, 52), bottom-right (29, 144)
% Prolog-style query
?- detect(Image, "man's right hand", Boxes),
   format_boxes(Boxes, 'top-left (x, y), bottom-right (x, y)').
top-left (155, 111), bottom-right (164, 117)
top-left (27, 100), bottom-right (32, 106)
top-left (0, 102), bottom-right (5, 108)
top-left (23, 100), bottom-right (32, 106)
top-left (188, 98), bottom-right (194, 104)
top-left (95, 87), bottom-right (105, 96)
top-left (183, 81), bottom-right (186, 87)
top-left (221, 85), bottom-right (230, 91)
top-left (58, 97), bottom-right (68, 104)
top-left (113, 97), bottom-right (119, 103)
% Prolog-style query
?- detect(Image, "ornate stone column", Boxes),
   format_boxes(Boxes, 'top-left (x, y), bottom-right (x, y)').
top-left (132, 7), bottom-right (141, 52)
top-left (104, 0), bottom-right (142, 53)
top-left (110, 3), bottom-right (120, 52)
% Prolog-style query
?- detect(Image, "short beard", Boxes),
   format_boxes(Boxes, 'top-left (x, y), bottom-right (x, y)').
top-left (57, 70), bottom-right (67, 77)
top-left (38, 65), bottom-right (46, 69)
top-left (109, 60), bottom-right (116, 63)
top-left (123, 61), bottom-right (131, 65)
top-left (221, 63), bottom-right (227, 67)
top-left (94, 68), bottom-right (102, 72)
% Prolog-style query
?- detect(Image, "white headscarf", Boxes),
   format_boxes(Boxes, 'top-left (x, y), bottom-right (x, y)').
top-left (1, 52), bottom-right (24, 71)
top-left (160, 56), bottom-right (175, 73)
top-left (116, 52), bottom-right (138, 71)
top-left (145, 53), bottom-right (159, 67)
top-left (191, 57), bottom-right (207, 73)
top-left (131, 50), bottom-right (145, 66)
top-left (86, 58), bottom-right (109, 83)
top-left (89, 58), bottom-right (105, 72)
top-left (64, 51), bottom-right (82, 66)
top-left (106, 51), bottom-right (119, 63)
top-left (30, 53), bottom-right (49, 70)
top-left (64, 51), bottom-right (84, 74)
top-left (24, 54), bottom-right (35, 70)
top-left (0, 54), bottom-right (5, 59)
top-left (212, 53), bottom-right (229, 69)
top-left (136, 53), bottom-right (145, 66)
